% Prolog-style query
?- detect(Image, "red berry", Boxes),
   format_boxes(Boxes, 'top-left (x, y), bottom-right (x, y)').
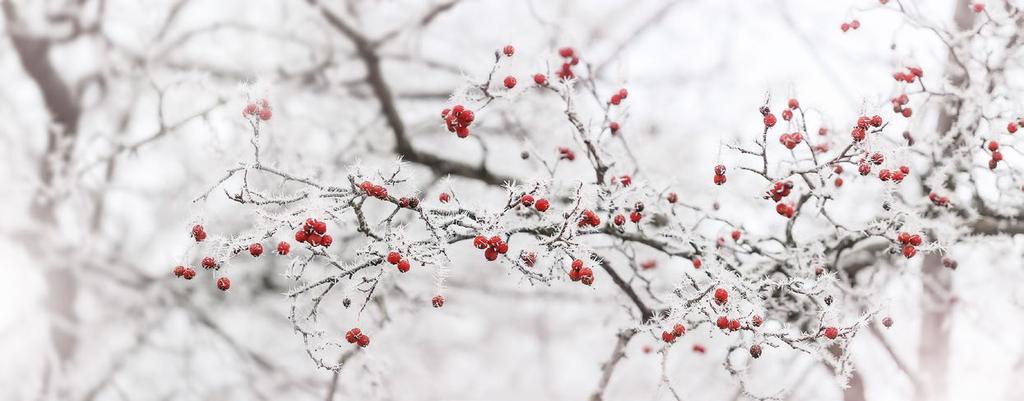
top-left (902, 107), bottom-right (913, 117)
top-left (216, 276), bottom-right (231, 291)
top-left (666, 192), bottom-right (678, 203)
top-left (714, 288), bottom-right (728, 305)
top-left (882, 316), bottom-right (894, 328)
top-left (473, 236), bottom-right (488, 249)
top-left (850, 19), bottom-right (860, 29)
top-left (535, 199), bottom-right (550, 212)
top-left (387, 251), bottom-right (401, 265)
top-left (752, 315), bottom-right (763, 327)
top-left (432, 295), bottom-right (445, 308)
top-left (345, 328), bottom-right (360, 343)
top-left (750, 344), bottom-right (762, 359)
top-left (182, 268), bottom-right (196, 280)
top-left (788, 98), bottom-right (799, 109)
top-left (520, 194), bottom-right (535, 207)
top-left (1008, 123), bottom-right (1018, 134)
top-left (673, 323), bottom-right (685, 337)
top-left (716, 316), bottom-right (729, 329)
top-left (902, 245), bottom-right (917, 258)
top-left (258, 108), bottom-right (272, 121)
top-left (321, 235), bottom-right (333, 247)
top-left (503, 76), bottom-right (517, 89)
top-left (357, 334), bottom-right (370, 347)
top-left (823, 326), bottom-right (839, 340)
top-left (533, 73), bottom-right (547, 85)
top-left (972, 3), bottom-right (985, 13)
top-left (609, 121), bottom-right (620, 134)
top-left (249, 243), bottom-right (263, 257)
top-left (692, 258), bottom-right (702, 269)
top-left (191, 224), bottom-right (206, 241)
top-left (202, 256), bottom-right (217, 269)
top-left (841, 22), bottom-right (850, 32)
top-left (277, 241), bottom-right (290, 255)
top-left (731, 230), bottom-right (741, 241)
top-left (729, 319), bottom-right (741, 331)
top-left (173, 265), bottom-right (185, 277)
top-left (629, 211), bottom-right (642, 223)
top-left (835, 178), bottom-right (844, 187)
top-left (692, 344), bottom-right (706, 353)
top-left (484, 248), bottom-right (499, 261)
top-left (614, 214), bottom-right (625, 226)
top-left (988, 141), bottom-right (1000, 151)
top-left (610, 94), bottom-right (622, 105)
top-left (243, 103), bottom-right (258, 116)
top-left (397, 259), bottom-right (411, 272)
top-left (782, 109), bottom-right (793, 121)
top-left (764, 113), bottom-right (777, 127)
top-left (558, 47), bottom-right (574, 58)
top-left (662, 331), bottom-right (676, 343)
top-left (439, 192), bottom-right (451, 203)
top-left (503, 44), bottom-right (514, 57)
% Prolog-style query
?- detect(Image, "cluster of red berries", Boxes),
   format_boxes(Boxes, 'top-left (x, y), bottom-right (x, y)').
top-left (242, 99), bottom-right (272, 121)
top-left (779, 132), bottom-right (803, 149)
top-left (776, 202), bottom-right (796, 218)
top-left (713, 164), bottom-right (727, 185)
top-left (609, 88), bottom-right (628, 106)
top-left (441, 105), bottom-right (475, 138)
top-left (765, 180), bottom-right (794, 201)
top-left (761, 106), bottom-right (777, 128)
top-left (473, 235), bottom-right (509, 261)
top-left (345, 328), bottom-right (370, 348)
top-left (556, 47), bottom-right (579, 80)
top-left (716, 315), bottom-right (765, 331)
top-left (519, 194), bottom-right (550, 212)
top-left (558, 146), bottom-right (576, 161)
top-left (877, 165), bottom-right (910, 183)
top-left (893, 66), bottom-right (923, 83)
top-left (578, 209), bottom-right (602, 227)
top-left (896, 231), bottom-right (923, 258)
top-left (716, 316), bottom-right (743, 331)
top-left (616, 202), bottom-right (644, 225)
top-left (823, 326), bottom-right (839, 340)
top-left (386, 251), bottom-right (412, 273)
top-left (661, 323), bottom-right (686, 343)
top-left (942, 256), bottom-right (959, 270)
top-left (173, 265), bottom-right (197, 280)
top-left (568, 259), bottom-right (595, 285)
top-left (359, 180), bottom-right (389, 199)
top-left (851, 115), bottom-right (884, 142)
top-left (398, 197), bottom-right (420, 209)
top-left (928, 192), bottom-right (950, 207)
top-left (987, 141), bottom-right (1003, 169)
top-left (840, 19), bottom-right (861, 32)
top-left (294, 218), bottom-right (333, 248)
top-left (191, 224), bottom-right (208, 241)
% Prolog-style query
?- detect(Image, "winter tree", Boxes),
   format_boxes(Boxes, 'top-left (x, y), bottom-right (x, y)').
top-left (3, 0), bottom-right (1024, 400)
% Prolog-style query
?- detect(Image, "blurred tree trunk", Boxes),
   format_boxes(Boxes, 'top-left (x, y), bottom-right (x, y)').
top-left (914, 2), bottom-right (976, 400)
top-left (3, 1), bottom-right (82, 396)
